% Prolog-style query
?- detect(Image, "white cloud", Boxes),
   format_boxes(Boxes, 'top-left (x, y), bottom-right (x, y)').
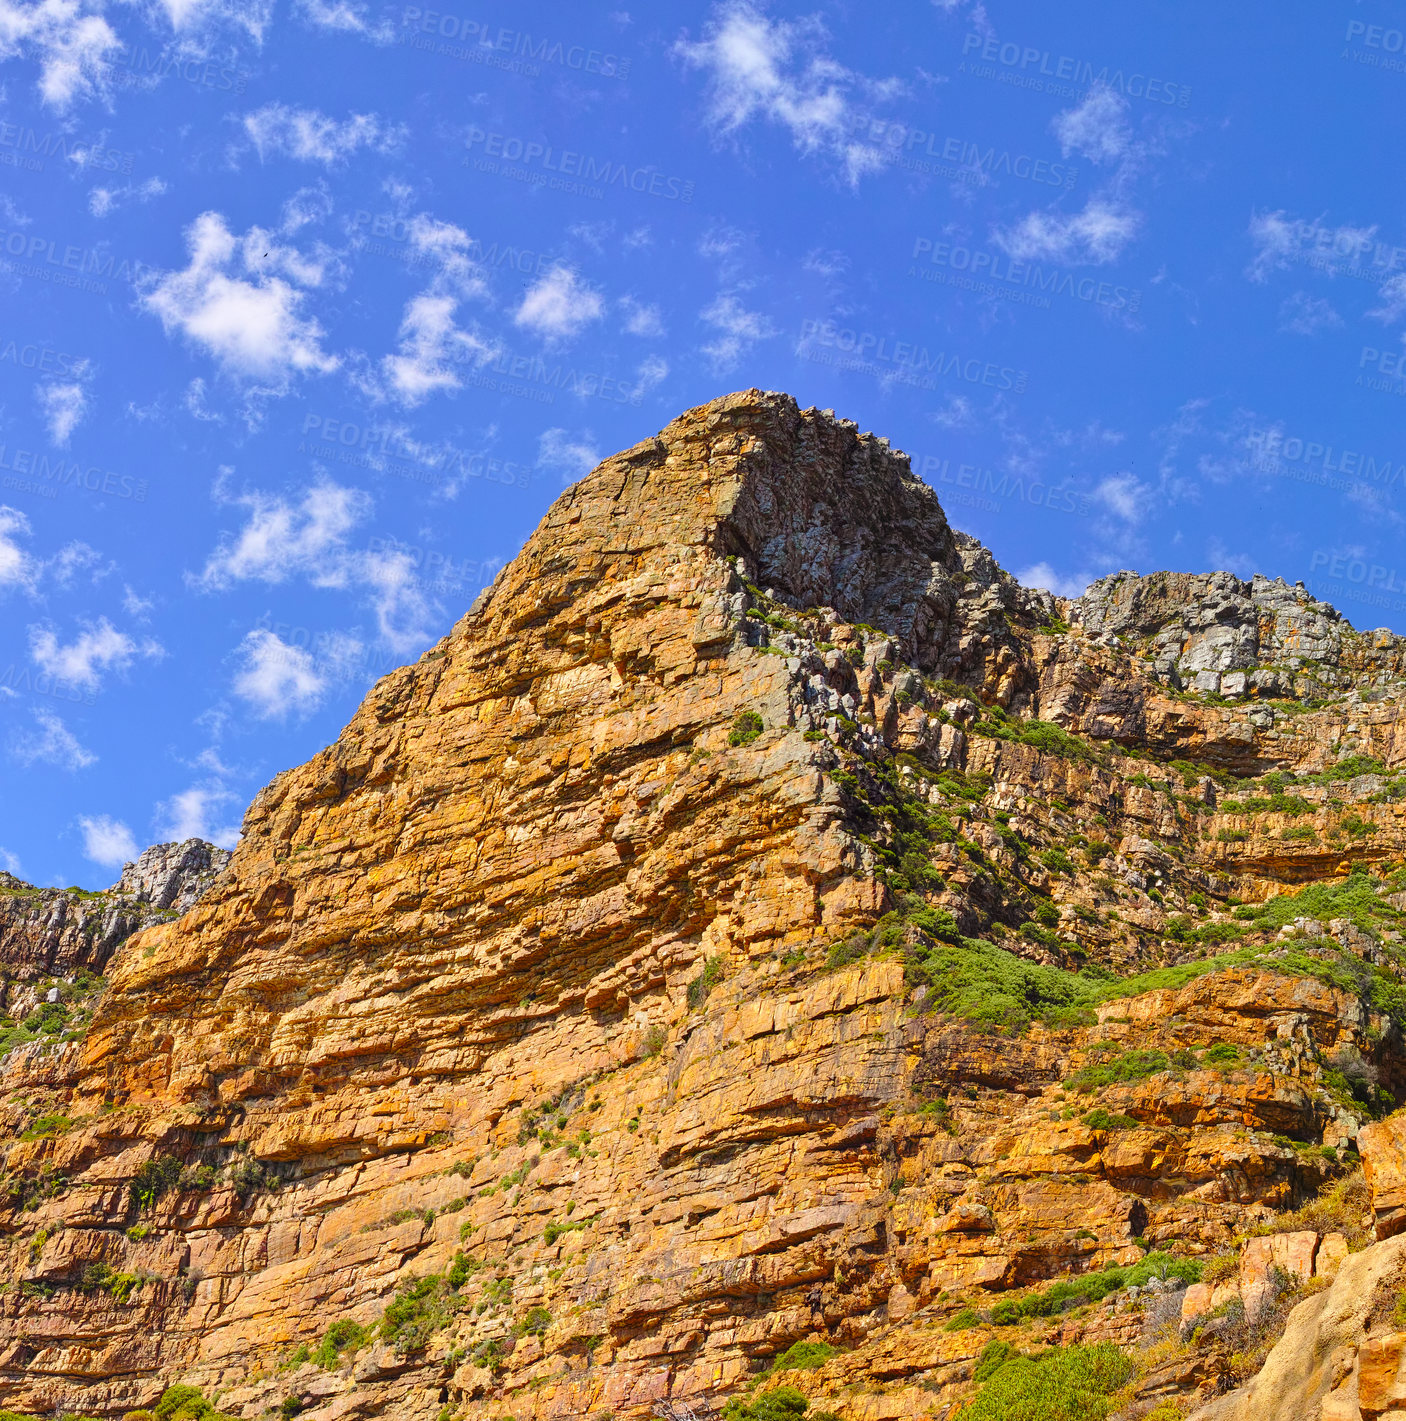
top-left (1017, 563), bottom-right (1089, 599)
top-left (138, 210), bottom-right (339, 387)
top-left (993, 198), bottom-right (1140, 265)
top-left (1245, 210), bottom-right (1298, 283)
top-left (79, 814), bottom-right (138, 867)
top-left (0, 847), bottom-right (20, 875)
top-left (375, 216), bottom-right (496, 406)
top-left (49, 541), bottom-right (110, 586)
top-left (1278, 291), bottom-right (1342, 335)
top-left (700, 292), bottom-right (777, 372)
top-left (0, 507), bottom-right (38, 591)
top-left (1370, 273), bottom-right (1406, 324)
top-left (198, 478), bottom-right (435, 651)
top-left (29, 617), bottom-right (164, 690)
top-left (620, 296), bottom-right (665, 338)
top-left (515, 266), bottom-right (604, 343)
top-left (89, 176), bottom-right (166, 217)
top-left (1246, 211), bottom-right (1379, 284)
top-left (243, 103), bottom-right (405, 164)
top-left (538, 428), bottom-right (602, 485)
top-left (14, 708), bottom-right (96, 770)
top-left (156, 784), bottom-right (241, 847)
top-left (0, 1), bottom-right (121, 109)
top-left (293, 0), bottom-right (393, 37)
top-left (1051, 86), bottom-right (1130, 164)
top-left (634, 354), bottom-right (669, 393)
top-left (198, 479), bottom-right (366, 588)
top-left (36, 364), bottom-right (90, 444)
top-left (232, 629), bottom-right (326, 718)
top-left (675, 1), bottom-right (900, 183)
top-left (1094, 473), bottom-right (1153, 523)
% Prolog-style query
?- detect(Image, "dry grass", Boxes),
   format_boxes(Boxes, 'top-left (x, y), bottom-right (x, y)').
top-left (1246, 1169), bottom-right (1372, 1249)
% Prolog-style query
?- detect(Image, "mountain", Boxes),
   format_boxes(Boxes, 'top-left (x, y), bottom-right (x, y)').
top-left (4, 390), bottom-right (1406, 1421)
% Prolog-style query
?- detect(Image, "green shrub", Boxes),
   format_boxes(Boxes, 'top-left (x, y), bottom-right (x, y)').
top-left (973, 1338), bottom-right (1020, 1383)
top-left (1081, 1109), bottom-right (1140, 1131)
top-left (517, 1305), bottom-right (552, 1335)
top-left (152, 1386), bottom-right (235, 1421)
top-left (769, 1340), bottom-right (838, 1373)
top-left (955, 1341), bottom-right (1133, 1421)
top-left (989, 1253), bottom-right (1200, 1325)
top-left (722, 1387), bottom-right (810, 1421)
top-left (944, 1307), bottom-right (984, 1331)
top-left (1064, 1048), bottom-right (1170, 1094)
top-left (728, 711), bottom-right (764, 747)
top-left (311, 1318), bottom-right (370, 1369)
top-left (130, 1155), bottom-right (182, 1213)
top-left (20, 1113), bottom-right (71, 1140)
top-left (543, 1219), bottom-right (586, 1245)
top-left (687, 956), bottom-right (724, 1010)
top-left (379, 1274), bottom-right (457, 1352)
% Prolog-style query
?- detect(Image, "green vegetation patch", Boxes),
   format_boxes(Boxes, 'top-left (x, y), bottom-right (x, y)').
top-left (956, 1341), bottom-right (1133, 1421)
top-left (989, 1253), bottom-right (1201, 1325)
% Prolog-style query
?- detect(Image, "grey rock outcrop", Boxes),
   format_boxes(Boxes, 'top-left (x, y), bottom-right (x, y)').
top-left (113, 838), bottom-right (232, 914)
top-left (1070, 569), bottom-right (1406, 693)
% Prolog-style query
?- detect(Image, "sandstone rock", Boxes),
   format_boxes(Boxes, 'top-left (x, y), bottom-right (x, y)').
top-left (1361, 1111), bottom-right (1406, 1238)
top-left (1190, 1235), bottom-right (1406, 1421)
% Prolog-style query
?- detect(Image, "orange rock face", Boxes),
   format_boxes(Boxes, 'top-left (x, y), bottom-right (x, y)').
top-left (4, 391), bottom-right (1406, 1421)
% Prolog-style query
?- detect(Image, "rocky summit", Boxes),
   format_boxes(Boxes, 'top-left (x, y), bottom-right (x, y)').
top-left (9, 391), bottom-right (1406, 1421)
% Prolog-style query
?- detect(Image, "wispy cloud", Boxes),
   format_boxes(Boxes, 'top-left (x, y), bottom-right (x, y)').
top-left (231, 629), bottom-right (326, 718)
top-left (29, 618), bottom-right (164, 691)
top-left (243, 103), bottom-right (406, 164)
top-left (14, 708), bottom-right (97, 770)
top-left (79, 813), bottom-right (138, 867)
top-left (675, 1), bottom-right (902, 184)
top-left (515, 266), bottom-right (604, 343)
top-left (138, 210), bottom-right (339, 390)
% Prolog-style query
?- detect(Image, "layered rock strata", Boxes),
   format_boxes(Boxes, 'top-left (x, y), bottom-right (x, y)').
top-left (2, 394), bottom-right (1406, 1420)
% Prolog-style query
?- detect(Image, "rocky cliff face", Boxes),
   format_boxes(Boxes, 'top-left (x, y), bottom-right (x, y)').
top-left (4, 392), bottom-right (1406, 1421)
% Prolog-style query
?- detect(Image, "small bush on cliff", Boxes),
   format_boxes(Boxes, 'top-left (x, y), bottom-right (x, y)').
top-left (311, 1317), bottom-right (370, 1368)
top-left (722, 1386), bottom-right (810, 1421)
top-left (129, 1156), bottom-right (182, 1213)
top-left (152, 1386), bottom-right (235, 1421)
top-left (728, 711), bottom-right (764, 747)
top-left (687, 956), bottom-right (725, 1009)
top-left (954, 1340), bottom-right (1133, 1421)
top-left (989, 1253), bottom-right (1201, 1325)
top-left (1064, 1048), bottom-right (1171, 1094)
top-left (767, 1340), bottom-right (838, 1373)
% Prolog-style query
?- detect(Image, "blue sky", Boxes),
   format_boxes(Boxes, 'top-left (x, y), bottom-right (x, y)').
top-left (1, 0), bottom-right (1405, 886)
